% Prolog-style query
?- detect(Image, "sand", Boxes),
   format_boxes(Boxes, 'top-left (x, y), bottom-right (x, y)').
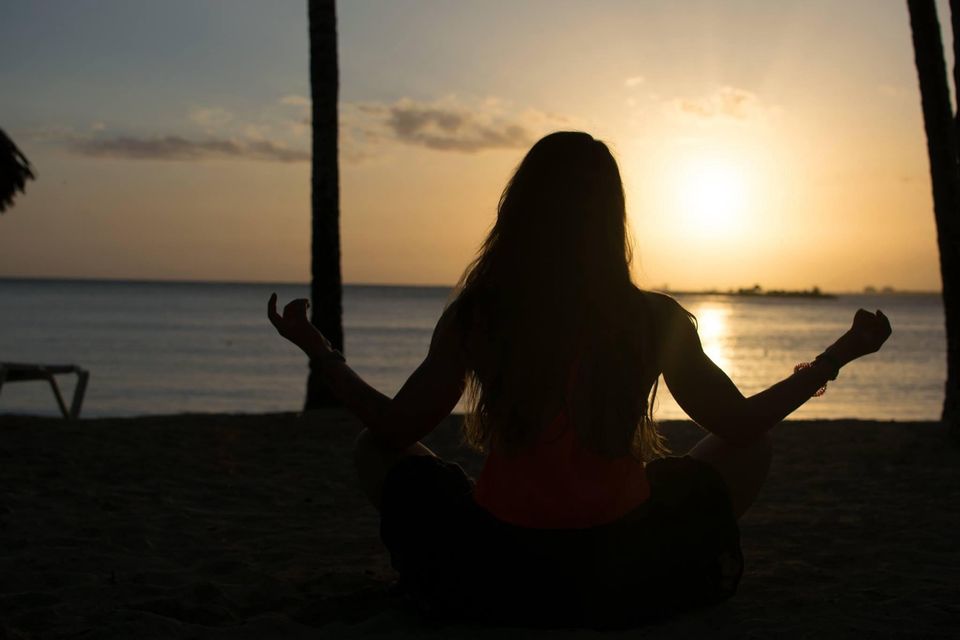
top-left (0, 411), bottom-right (958, 639)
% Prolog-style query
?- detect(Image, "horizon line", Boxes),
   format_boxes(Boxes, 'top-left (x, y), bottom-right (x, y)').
top-left (0, 275), bottom-right (943, 296)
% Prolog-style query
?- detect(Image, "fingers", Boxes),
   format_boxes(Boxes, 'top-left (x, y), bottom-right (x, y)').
top-left (867, 308), bottom-right (890, 327)
top-left (854, 308), bottom-right (888, 325)
top-left (268, 293), bottom-right (282, 327)
top-left (270, 295), bottom-right (312, 323)
top-left (269, 294), bottom-right (310, 328)
top-left (877, 309), bottom-right (892, 334)
top-left (283, 298), bottom-right (310, 318)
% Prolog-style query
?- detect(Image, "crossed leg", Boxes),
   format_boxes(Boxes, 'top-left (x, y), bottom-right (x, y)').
top-left (687, 431), bottom-right (772, 519)
top-left (356, 426), bottom-right (770, 519)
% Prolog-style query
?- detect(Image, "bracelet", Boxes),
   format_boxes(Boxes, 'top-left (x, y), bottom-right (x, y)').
top-left (813, 352), bottom-right (841, 380)
top-left (793, 361), bottom-right (828, 397)
top-left (313, 332), bottom-right (345, 364)
top-left (319, 348), bottom-right (346, 364)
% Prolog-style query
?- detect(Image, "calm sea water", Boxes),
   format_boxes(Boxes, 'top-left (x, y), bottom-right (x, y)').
top-left (0, 279), bottom-right (946, 421)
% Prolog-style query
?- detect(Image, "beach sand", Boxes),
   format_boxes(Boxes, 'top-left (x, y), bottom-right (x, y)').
top-left (1, 412), bottom-right (958, 638)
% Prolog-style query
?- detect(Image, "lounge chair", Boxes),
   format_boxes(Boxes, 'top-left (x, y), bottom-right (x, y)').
top-left (0, 362), bottom-right (90, 419)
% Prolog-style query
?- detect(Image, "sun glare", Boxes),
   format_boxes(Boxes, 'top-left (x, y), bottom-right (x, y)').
top-left (673, 155), bottom-right (749, 235)
top-left (691, 303), bottom-right (733, 375)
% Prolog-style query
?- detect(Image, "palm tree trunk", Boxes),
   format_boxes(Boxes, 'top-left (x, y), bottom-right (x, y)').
top-left (952, 0), bottom-right (960, 132)
top-left (907, 0), bottom-right (960, 441)
top-left (305, 0), bottom-right (344, 409)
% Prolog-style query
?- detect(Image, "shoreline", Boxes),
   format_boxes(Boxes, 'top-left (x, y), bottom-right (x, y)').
top-left (1, 412), bottom-right (957, 638)
top-left (0, 410), bottom-right (943, 423)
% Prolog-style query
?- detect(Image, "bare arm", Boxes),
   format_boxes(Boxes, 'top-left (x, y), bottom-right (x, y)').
top-left (268, 295), bottom-right (466, 450)
top-left (657, 296), bottom-right (892, 445)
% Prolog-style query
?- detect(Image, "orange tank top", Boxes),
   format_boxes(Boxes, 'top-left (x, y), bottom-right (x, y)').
top-left (473, 409), bottom-right (651, 529)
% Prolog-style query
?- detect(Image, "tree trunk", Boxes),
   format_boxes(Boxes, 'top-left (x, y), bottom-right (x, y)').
top-left (952, 0), bottom-right (960, 132)
top-left (305, 0), bottom-right (344, 409)
top-left (907, 0), bottom-right (960, 441)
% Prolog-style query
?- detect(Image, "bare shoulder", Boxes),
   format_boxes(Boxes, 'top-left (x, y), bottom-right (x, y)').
top-left (632, 288), bottom-right (700, 369)
top-left (632, 288), bottom-right (693, 329)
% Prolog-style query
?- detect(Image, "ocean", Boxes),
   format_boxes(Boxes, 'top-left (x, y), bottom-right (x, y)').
top-left (0, 279), bottom-right (946, 421)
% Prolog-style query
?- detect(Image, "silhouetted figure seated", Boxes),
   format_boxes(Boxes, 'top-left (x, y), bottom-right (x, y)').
top-left (269, 131), bottom-right (892, 628)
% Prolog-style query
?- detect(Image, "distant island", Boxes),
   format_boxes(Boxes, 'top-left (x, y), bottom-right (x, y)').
top-left (862, 285), bottom-right (897, 294)
top-left (661, 284), bottom-right (836, 299)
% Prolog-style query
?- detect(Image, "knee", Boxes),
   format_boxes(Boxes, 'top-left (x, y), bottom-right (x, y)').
top-left (727, 431), bottom-right (771, 471)
top-left (353, 428), bottom-right (379, 474)
top-left (754, 430), bottom-right (772, 453)
top-left (724, 430), bottom-right (771, 455)
top-left (354, 428), bottom-right (406, 476)
top-left (749, 430), bottom-right (772, 456)
top-left (748, 431), bottom-right (773, 472)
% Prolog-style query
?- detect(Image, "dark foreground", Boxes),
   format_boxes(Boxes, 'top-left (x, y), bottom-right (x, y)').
top-left (0, 412), bottom-right (958, 639)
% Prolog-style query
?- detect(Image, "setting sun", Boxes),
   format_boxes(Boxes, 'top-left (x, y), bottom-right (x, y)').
top-left (674, 155), bottom-right (749, 235)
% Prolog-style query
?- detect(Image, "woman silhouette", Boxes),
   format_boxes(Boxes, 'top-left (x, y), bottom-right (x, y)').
top-left (269, 131), bottom-right (891, 628)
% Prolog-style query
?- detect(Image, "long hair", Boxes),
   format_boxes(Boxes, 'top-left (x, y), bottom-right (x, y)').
top-left (450, 131), bottom-right (667, 460)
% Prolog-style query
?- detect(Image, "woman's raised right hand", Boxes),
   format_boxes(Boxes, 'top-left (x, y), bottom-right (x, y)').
top-left (829, 309), bottom-right (892, 364)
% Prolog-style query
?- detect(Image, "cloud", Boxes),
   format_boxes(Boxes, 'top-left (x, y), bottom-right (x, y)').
top-left (66, 135), bottom-right (309, 163)
top-left (624, 76), bottom-right (645, 88)
top-left (21, 124), bottom-right (77, 142)
top-left (385, 101), bottom-right (530, 152)
top-left (665, 86), bottom-right (778, 124)
top-left (60, 96), bottom-right (569, 165)
top-left (341, 97), bottom-right (567, 156)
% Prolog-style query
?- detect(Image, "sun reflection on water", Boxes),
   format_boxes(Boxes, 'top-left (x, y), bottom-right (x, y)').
top-left (690, 303), bottom-right (733, 376)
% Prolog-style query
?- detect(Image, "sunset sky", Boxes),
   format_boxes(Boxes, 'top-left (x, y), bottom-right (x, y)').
top-left (0, 0), bottom-right (953, 291)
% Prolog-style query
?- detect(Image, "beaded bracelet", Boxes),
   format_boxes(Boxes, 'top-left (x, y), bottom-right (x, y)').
top-left (315, 332), bottom-right (346, 364)
top-left (319, 348), bottom-right (346, 364)
top-left (813, 352), bottom-right (841, 379)
top-left (794, 361), bottom-right (827, 397)
top-left (794, 353), bottom-right (841, 397)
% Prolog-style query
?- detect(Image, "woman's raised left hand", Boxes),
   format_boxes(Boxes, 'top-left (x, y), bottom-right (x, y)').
top-left (268, 293), bottom-right (326, 355)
